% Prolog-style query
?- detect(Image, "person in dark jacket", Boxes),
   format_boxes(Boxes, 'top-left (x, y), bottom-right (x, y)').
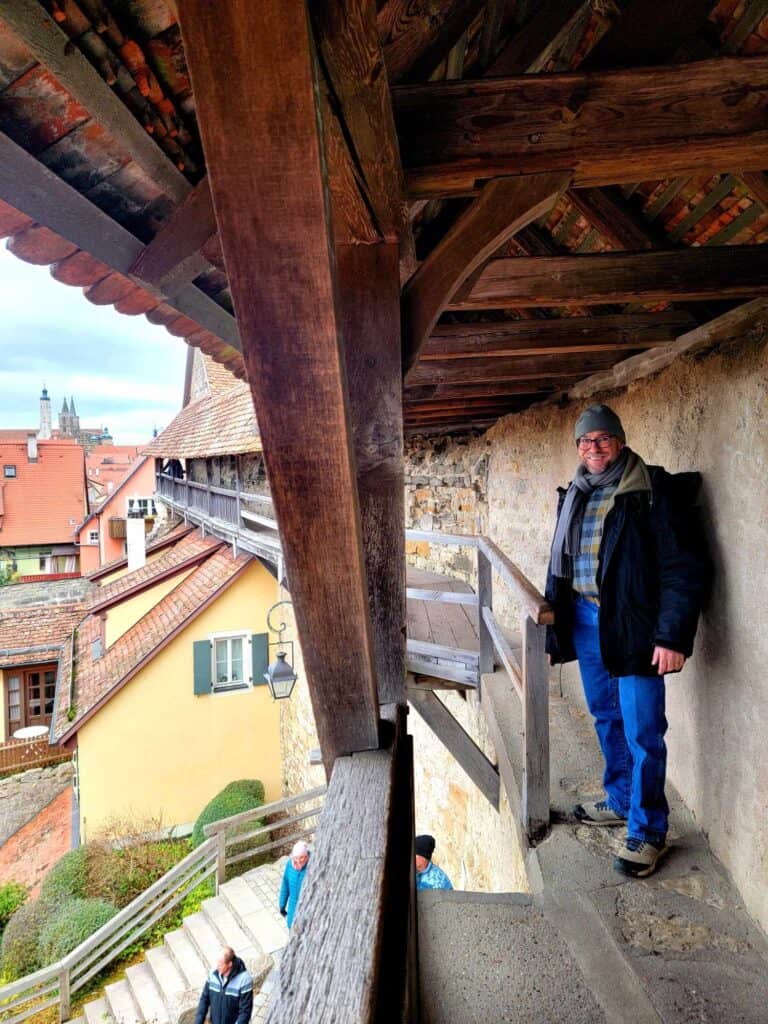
top-left (547, 405), bottom-right (708, 878)
top-left (194, 947), bottom-right (252, 1024)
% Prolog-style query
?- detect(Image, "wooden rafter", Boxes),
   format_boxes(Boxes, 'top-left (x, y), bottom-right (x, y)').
top-left (407, 355), bottom-right (615, 386)
top-left (394, 57), bottom-right (768, 197)
top-left (129, 178), bottom-right (215, 288)
top-left (449, 246), bottom-right (768, 310)
top-left (178, 0), bottom-right (380, 766)
top-left (586, 0), bottom-right (718, 69)
top-left (379, 0), bottom-right (486, 84)
top-left (402, 173), bottom-right (570, 374)
top-left (486, 0), bottom-right (591, 76)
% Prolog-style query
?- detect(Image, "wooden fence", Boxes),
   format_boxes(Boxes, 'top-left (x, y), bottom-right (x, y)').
top-left (0, 737), bottom-right (70, 777)
top-left (0, 788), bottom-right (325, 1024)
top-left (405, 529), bottom-right (553, 841)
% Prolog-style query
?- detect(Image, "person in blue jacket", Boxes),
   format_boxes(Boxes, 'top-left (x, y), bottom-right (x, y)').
top-left (279, 840), bottom-right (310, 927)
top-left (193, 947), bottom-right (252, 1024)
top-left (415, 834), bottom-right (453, 890)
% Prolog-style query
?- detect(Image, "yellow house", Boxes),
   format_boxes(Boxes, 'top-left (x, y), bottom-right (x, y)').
top-left (52, 526), bottom-right (282, 842)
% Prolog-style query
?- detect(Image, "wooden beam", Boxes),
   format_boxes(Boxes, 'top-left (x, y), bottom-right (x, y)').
top-left (312, 1), bottom-right (409, 245)
top-left (402, 173), bottom-right (570, 374)
top-left (409, 688), bottom-right (500, 809)
top-left (0, 0), bottom-right (190, 204)
top-left (586, 0), bottom-right (719, 70)
top-left (408, 354), bottom-right (632, 387)
top-left (565, 188), bottom-right (659, 251)
top-left (178, 0), bottom-right (380, 765)
top-left (130, 178), bottom-right (216, 288)
top-left (451, 246), bottom-right (768, 310)
top-left (379, 0), bottom-right (486, 84)
top-left (393, 57), bottom-right (768, 197)
top-left (405, 418), bottom-right (498, 434)
top-left (568, 297), bottom-right (768, 400)
top-left (486, 0), bottom-right (590, 76)
top-left (339, 243), bottom-right (406, 706)
top-left (422, 312), bottom-right (695, 358)
top-left (405, 380), bottom-right (566, 401)
top-left (0, 130), bottom-right (238, 348)
top-left (268, 708), bottom-right (414, 1022)
top-left (405, 398), bottom-right (528, 415)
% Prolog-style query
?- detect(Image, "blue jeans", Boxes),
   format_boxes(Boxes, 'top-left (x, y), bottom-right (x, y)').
top-left (572, 596), bottom-right (668, 842)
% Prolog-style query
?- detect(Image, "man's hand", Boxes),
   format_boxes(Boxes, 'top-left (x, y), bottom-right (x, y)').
top-left (279, 907), bottom-right (287, 917)
top-left (652, 646), bottom-right (685, 675)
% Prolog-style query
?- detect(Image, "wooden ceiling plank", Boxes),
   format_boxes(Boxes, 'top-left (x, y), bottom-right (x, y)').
top-left (402, 172), bottom-right (570, 375)
top-left (452, 245), bottom-right (768, 310)
top-left (406, 380), bottom-right (572, 400)
top-left (408, 356), bottom-right (613, 386)
top-left (178, 0), bottom-right (380, 764)
top-left (0, 129), bottom-right (238, 348)
top-left (379, 0), bottom-right (486, 85)
top-left (486, 0), bottom-right (590, 76)
top-left (129, 177), bottom-right (216, 288)
top-left (566, 187), bottom-right (658, 250)
top-left (585, 0), bottom-right (716, 69)
top-left (568, 297), bottom-right (768, 399)
top-left (393, 57), bottom-right (768, 197)
top-left (0, 0), bottom-right (190, 204)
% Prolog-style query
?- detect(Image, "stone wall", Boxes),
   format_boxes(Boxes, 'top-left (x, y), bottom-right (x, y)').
top-left (405, 328), bottom-right (768, 934)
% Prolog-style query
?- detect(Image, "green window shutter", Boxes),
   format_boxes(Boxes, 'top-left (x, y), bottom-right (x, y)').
top-left (250, 632), bottom-right (269, 686)
top-left (193, 640), bottom-right (212, 695)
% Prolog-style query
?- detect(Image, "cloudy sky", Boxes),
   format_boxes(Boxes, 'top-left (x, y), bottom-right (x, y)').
top-left (0, 245), bottom-right (188, 444)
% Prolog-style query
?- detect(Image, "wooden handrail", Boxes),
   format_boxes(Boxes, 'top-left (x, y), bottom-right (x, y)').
top-left (477, 537), bottom-right (553, 625)
top-left (203, 785), bottom-right (326, 836)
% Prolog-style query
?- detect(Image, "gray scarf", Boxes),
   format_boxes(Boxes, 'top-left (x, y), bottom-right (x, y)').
top-left (550, 447), bottom-right (631, 579)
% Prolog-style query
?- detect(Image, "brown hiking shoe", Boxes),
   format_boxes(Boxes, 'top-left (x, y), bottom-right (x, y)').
top-left (574, 799), bottom-right (627, 826)
top-left (614, 837), bottom-right (669, 878)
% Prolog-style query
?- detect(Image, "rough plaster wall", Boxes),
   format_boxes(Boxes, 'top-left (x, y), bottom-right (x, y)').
top-left (405, 331), bottom-right (768, 934)
top-left (278, 596), bottom-right (326, 797)
top-left (410, 691), bottom-right (528, 893)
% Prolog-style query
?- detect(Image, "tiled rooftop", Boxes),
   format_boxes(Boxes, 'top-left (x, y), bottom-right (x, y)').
top-left (0, 601), bottom-right (85, 668)
top-left (145, 379), bottom-right (261, 458)
top-left (85, 521), bottom-right (194, 581)
top-left (0, 438), bottom-right (87, 546)
top-left (55, 534), bottom-right (252, 741)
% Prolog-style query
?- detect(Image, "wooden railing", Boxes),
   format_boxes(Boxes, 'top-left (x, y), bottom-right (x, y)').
top-left (0, 789), bottom-right (325, 1024)
top-left (405, 529), bottom-right (553, 841)
top-left (155, 472), bottom-right (276, 530)
top-left (0, 737), bottom-right (70, 777)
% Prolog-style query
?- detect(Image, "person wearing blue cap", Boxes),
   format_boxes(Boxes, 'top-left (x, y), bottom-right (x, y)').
top-left (546, 405), bottom-right (709, 878)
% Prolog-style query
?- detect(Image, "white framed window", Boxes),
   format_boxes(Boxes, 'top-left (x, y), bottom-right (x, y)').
top-left (3, 465), bottom-right (16, 478)
top-left (127, 496), bottom-right (157, 518)
top-left (88, 530), bottom-right (99, 545)
top-left (210, 631), bottom-right (251, 691)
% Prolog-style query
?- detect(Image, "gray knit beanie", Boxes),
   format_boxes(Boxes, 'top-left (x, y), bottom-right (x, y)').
top-left (574, 404), bottom-right (626, 443)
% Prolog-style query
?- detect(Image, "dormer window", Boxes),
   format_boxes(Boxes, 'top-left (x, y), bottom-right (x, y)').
top-left (3, 465), bottom-right (16, 478)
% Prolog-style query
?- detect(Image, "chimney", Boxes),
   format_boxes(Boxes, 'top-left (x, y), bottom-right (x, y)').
top-left (126, 510), bottom-right (146, 572)
top-left (27, 433), bottom-right (38, 463)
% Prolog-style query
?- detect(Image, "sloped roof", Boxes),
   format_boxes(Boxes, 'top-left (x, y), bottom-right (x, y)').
top-left (55, 535), bottom-right (252, 741)
top-left (86, 521), bottom-right (194, 581)
top-left (88, 529), bottom-right (222, 612)
top-left (0, 439), bottom-right (87, 547)
top-left (86, 445), bottom-right (143, 502)
top-left (0, 601), bottom-right (85, 668)
top-left (144, 379), bottom-right (261, 459)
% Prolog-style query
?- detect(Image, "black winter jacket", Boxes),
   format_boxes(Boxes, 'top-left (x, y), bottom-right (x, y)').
top-left (545, 465), bottom-right (710, 677)
top-left (194, 957), bottom-right (253, 1024)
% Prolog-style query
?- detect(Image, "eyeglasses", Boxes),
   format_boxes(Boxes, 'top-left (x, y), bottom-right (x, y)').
top-left (577, 434), bottom-right (616, 450)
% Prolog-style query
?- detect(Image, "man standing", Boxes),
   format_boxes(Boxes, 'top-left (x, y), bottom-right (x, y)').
top-left (194, 947), bottom-right (253, 1024)
top-left (546, 405), bottom-right (708, 878)
top-left (415, 834), bottom-right (453, 890)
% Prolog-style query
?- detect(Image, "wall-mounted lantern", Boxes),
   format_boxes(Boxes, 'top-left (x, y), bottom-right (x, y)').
top-left (264, 600), bottom-right (298, 700)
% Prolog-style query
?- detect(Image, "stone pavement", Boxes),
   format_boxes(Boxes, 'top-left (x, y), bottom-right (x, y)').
top-left (0, 786), bottom-right (72, 895)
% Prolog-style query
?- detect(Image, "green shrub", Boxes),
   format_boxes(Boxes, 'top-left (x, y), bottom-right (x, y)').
top-left (191, 779), bottom-right (265, 848)
top-left (39, 848), bottom-right (88, 908)
top-left (0, 882), bottom-right (27, 937)
top-left (37, 898), bottom-right (117, 964)
top-left (0, 899), bottom-right (47, 979)
top-left (87, 817), bottom-right (187, 909)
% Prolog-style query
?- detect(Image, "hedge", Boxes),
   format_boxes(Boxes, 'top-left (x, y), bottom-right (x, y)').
top-left (0, 899), bottom-right (48, 979)
top-left (191, 779), bottom-right (265, 848)
top-left (0, 882), bottom-right (27, 938)
top-left (39, 848), bottom-right (89, 907)
top-left (37, 898), bottom-right (118, 964)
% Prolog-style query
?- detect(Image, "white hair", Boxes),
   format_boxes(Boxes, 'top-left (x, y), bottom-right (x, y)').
top-left (291, 841), bottom-right (309, 858)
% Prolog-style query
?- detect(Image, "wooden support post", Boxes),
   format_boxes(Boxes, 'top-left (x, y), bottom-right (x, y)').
top-left (522, 615), bottom-right (550, 841)
top-left (477, 548), bottom-right (494, 678)
top-left (338, 243), bottom-right (406, 706)
top-left (178, 0), bottom-right (380, 768)
top-left (215, 829), bottom-right (227, 891)
top-left (58, 966), bottom-right (71, 1023)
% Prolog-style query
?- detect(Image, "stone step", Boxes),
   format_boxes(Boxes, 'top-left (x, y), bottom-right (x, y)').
top-left (83, 996), bottom-right (114, 1024)
top-left (221, 875), bottom-right (287, 957)
top-left (125, 961), bottom-right (170, 1024)
top-left (219, 876), bottom-right (267, 934)
top-left (183, 911), bottom-right (222, 970)
top-left (145, 945), bottom-right (188, 1004)
top-left (105, 979), bottom-right (141, 1024)
top-left (200, 896), bottom-right (261, 961)
top-left (165, 928), bottom-right (208, 989)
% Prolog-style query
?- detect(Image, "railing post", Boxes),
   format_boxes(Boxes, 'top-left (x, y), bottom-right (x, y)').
top-left (215, 830), bottom-right (227, 891)
top-left (522, 614), bottom-right (550, 842)
top-left (59, 965), bottom-right (71, 1023)
top-left (477, 547), bottom-right (494, 680)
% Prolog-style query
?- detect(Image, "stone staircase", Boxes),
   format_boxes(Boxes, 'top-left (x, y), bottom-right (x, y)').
top-left (72, 859), bottom-right (289, 1024)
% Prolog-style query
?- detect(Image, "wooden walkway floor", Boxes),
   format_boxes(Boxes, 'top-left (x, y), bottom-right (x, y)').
top-left (406, 567), bottom-right (479, 652)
